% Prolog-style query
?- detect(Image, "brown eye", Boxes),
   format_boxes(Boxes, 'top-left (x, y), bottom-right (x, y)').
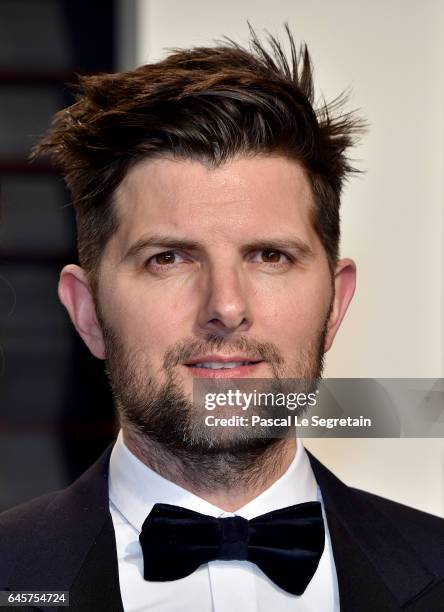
top-left (154, 252), bottom-right (176, 265)
top-left (261, 250), bottom-right (283, 263)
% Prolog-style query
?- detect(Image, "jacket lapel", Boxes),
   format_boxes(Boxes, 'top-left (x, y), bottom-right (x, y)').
top-left (307, 451), bottom-right (439, 610)
top-left (67, 513), bottom-right (124, 612)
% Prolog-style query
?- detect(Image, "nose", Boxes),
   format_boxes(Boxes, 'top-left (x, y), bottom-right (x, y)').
top-left (196, 263), bottom-right (252, 336)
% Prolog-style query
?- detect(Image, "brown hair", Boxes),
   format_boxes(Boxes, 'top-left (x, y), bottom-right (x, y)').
top-left (33, 24), bottom-right (365, 286)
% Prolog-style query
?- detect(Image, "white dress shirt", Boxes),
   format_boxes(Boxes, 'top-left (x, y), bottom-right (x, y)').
top-left (109, 430), bottom-right (340, 612)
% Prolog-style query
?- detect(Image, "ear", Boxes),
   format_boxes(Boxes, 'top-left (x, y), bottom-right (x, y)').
top-left (58, 264), bottom-right (106, 359)
top-left (324, 258), bottom-right (356, 353)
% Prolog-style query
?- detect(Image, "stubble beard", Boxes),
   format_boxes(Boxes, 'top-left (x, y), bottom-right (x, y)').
top-left (101, 311), bottom-right (329, 494)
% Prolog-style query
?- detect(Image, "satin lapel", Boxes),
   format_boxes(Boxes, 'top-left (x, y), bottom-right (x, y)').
top-left (6, 443), bottom-right (123, 612)
top-left (68, 514), bottom-right (124, 612)
top-left (306, 451), bottom-right (437, 610)
top-left (325, 509), bottom-right (405, 611)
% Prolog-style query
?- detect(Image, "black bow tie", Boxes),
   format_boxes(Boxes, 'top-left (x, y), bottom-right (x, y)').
top-left (139, 501), bottom-right (325, 596)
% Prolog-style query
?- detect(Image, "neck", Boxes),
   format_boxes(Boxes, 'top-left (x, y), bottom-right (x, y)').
top-left (122, 429), bottom-right (297, 512)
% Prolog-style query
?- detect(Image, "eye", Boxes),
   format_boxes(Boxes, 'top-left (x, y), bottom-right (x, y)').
top-left (251, 249), bottom-right (291, 265)
top-left (146, 250), bottom-right (186, 269)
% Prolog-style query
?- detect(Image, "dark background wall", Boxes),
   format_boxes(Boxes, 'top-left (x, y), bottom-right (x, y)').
top-left (0, 0), bottom-right (118, 511)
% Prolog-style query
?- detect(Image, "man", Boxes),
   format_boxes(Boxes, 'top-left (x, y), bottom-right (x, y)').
top-left (0, 27), bottom-right (443, 612)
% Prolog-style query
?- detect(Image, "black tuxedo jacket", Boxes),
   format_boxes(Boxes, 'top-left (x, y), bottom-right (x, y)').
top-left (0, 444), bottom-right (443, 611)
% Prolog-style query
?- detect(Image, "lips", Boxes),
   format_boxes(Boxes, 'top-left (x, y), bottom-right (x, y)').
top-left (191, 361), bottom-right (258, 370)
top-left (183, 355), bottom-right (263, 378)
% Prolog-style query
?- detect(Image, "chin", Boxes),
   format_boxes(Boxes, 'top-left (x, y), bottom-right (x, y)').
top-left (182, 432), bottom-right (279, 454)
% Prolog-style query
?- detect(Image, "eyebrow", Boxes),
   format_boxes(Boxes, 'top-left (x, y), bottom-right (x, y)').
top-left (121, 233), bottom-right (314, 263)
top-left (122, 234), bottom-right (202, 263)
top-left (242, 238), bottom-right (314, 260)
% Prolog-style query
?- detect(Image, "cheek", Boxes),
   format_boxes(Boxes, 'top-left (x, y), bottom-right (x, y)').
top-left (257, 276), bottom-right (331, 344)
top-left (101, 281), bottom-right (192, 357)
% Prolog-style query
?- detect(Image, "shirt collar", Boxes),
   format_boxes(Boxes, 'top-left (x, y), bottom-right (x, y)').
top-left (109, 429), bottom-right (318, 532)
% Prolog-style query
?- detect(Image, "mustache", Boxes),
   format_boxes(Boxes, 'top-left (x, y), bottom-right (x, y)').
top-left (163, 335), bottom-right (284, 370)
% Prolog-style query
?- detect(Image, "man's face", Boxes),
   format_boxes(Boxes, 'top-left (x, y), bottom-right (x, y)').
top-left (60, 155), bottom-right (355, 451)
top-left (99, 154), bottom-right (332, 378)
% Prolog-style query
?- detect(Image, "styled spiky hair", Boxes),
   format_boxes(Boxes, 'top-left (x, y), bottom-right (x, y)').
top-left (34, 23), bottom-right (365, 279)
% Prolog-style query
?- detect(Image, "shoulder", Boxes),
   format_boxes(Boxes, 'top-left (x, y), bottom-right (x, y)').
top-left (0, 444), bottom-right (114, 588)
top-left (308, 448), bottom-right (443, 532)
top-left (0, 443), bottom-right (113, 541)
top-left (0, 489), bottom-right (59, 524)
top-left (0, 489), bottom-right (64, 586)
top-left (0, 489), bottom-right (62, 540)
top-left (307, 448), bottom-right (444, 585)
top-left (353, 487), bottom-right (444, 529)
top-left (351, 487), bottom-right (444, 559)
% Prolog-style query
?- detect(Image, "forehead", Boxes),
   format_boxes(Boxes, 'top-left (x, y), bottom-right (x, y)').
top-left (112, 155), bottom-right (316, 249)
